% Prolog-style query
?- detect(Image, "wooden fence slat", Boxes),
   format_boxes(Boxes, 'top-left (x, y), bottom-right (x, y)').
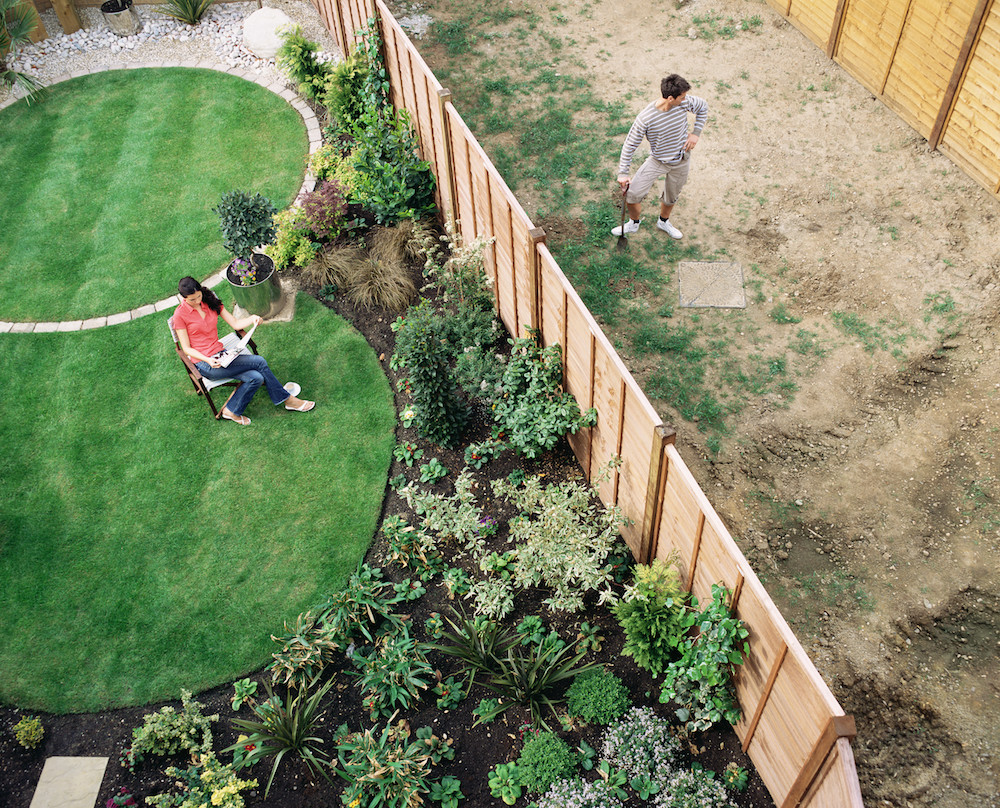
top-left (781, 715), bottom-right (858, 808)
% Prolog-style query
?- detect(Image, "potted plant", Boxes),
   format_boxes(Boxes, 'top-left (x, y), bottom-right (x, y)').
top-left (213, 190), bottom-right (284, 317)
top-left (100, 0), bottom-right (141, 36)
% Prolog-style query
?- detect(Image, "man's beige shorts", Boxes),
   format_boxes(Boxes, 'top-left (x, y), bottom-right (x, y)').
top-left (626, 153), bottom-right (691, 206)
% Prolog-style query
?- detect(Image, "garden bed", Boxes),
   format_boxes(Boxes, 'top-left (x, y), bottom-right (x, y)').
top-left (0, 265), bottom-right (775, 808)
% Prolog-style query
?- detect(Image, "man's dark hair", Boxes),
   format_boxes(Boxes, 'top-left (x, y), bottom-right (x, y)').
top-left (660, 74), bottom-right (691, 100)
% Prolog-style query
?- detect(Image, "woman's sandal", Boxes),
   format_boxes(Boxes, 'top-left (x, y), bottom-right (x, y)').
top-left (222, 409), bottom-right (251, 426)
top-left (285, 399), bottom-right (316, 412)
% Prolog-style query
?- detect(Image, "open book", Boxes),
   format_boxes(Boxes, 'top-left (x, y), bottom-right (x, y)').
top-left (213, 320), bottom-right (259, 368)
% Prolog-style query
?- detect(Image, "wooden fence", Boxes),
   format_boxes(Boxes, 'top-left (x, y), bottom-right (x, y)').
top-left (767, 0), bottom-right (1000, 201)
top-left (316, 1), bottom-right (865, 805)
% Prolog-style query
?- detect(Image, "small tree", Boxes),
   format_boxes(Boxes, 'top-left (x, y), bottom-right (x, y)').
top-left (1, 0), bottom-right (45, 104)
top-left (213, 190), bottom-right (277, 263)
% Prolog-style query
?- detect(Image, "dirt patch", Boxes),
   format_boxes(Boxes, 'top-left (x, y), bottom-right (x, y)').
top-left (391, 0), bottom-right (1000, 803)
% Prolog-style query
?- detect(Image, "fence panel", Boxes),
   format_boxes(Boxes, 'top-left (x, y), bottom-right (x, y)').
top-left (767, 0), bottom-right (839, 48)
top-left (939, 1), bottom-right (1000, 193)
top-left (308, 2), bottom-right (866, 804)
top-left (834, 0), bottom-right (908, 93)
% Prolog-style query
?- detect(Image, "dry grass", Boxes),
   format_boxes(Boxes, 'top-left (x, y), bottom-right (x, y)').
top-left (305, 221), bottom-right (420, 312)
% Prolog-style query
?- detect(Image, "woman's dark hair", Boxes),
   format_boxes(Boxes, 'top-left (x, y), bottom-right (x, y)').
top-left (178, 276), bottom-right (223, 314)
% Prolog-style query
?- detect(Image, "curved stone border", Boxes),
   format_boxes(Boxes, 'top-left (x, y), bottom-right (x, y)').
top-left (0, 61), bottom-right (321, 335)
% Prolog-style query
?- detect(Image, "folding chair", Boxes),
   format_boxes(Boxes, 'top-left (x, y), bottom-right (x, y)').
top-left (169, 319), bottom-right (259, 419)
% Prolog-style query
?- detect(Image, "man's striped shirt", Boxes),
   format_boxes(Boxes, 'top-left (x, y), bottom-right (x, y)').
top-left (618, 96), bottom-right (709, 175)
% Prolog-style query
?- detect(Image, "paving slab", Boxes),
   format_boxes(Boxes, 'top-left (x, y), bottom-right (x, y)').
top-left (677, 261), bottom-right (746, 309)
top-left (29, 756), bottom-right (108, 808)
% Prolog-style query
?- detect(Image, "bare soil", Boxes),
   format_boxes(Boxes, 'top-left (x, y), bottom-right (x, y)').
top-left (396, 0), bottom-right (1000, 804)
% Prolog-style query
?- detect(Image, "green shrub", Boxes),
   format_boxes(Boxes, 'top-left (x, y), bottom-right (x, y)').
top-left (308, 143), bottom-right (360, 191)
top-left (322, 51), bottom-right (368, 131)
top-left (516, 731), bottom-right (576, 794)
top-left (566, 668), bottom-right (631, 724)
top-left (659, 583), bottom-right (749, 732)
top-left (336, 722), bottom-right (454, 808)
top-left (613, 557), bottom-right (688, 677)
top-left (266, 207), bottom-right (319, 271)
top-left (146, 753), bottom-right (257, 808)
top-left (13, 715), bottom-right (43, 749)
top-left (268, 609), bottom-right (342, 687)
top-left (121, 690), bottom-right (217, 771)
top-left (492, 330), bottom-right (597, 458)
top-left (351, 624), bottom-right (435, 720)
top-left (155, 0), bottom-right (213, 25)
top-left (276, 25), bottom-right (333, 100)
top-left (313, 562), bottom-right (407, 648)
top-left (491, 464), bottom-right (626, 612)
top-left (392, 300), bottom-right (469, 447)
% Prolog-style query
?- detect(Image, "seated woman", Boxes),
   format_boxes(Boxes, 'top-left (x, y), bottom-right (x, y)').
top-left (172, 276), bottom-right (315, 425)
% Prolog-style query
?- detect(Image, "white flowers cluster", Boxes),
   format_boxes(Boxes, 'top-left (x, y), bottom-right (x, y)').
top-left (653, 767), bottom-right (736, 808)
top-left (537, 777), bottom-right (626, 808)
top-left (601, 705), bottom-right (682, 782)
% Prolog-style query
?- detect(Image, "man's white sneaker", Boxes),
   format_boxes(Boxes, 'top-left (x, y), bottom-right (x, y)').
top-left (657, 218), bottom-right (683, 239)
top-left (612, 219), bottom-right (641, 236)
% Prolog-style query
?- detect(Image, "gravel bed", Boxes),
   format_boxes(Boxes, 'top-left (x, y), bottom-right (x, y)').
top-left (1, 0), bottom-right (342, 105)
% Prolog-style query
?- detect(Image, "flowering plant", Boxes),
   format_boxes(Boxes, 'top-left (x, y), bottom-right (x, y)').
top-left (105, 787), bottom-right (136, 808)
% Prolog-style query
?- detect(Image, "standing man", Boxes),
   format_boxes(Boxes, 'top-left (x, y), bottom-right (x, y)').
top-left (613, 74), bottom-right (708, 239)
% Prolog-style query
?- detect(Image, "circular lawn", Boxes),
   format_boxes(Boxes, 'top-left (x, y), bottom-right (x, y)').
top-left (0, 67), bottom-right (307, 322)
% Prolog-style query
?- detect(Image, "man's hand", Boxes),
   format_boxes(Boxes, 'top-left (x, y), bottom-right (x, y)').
top-left (617, 174), bottom-right (630, 191)
top-left (684, 133), bottom-right (700, 151)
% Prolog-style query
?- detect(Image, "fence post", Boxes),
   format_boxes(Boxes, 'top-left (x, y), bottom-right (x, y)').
top-left (639, 424), bottom-right (675, 564)
top-left (781, 714), bottom-right (857, 808)
top-left (528, 227), bottom-right (545, 333)
top-left (436, 89), bottom-right (458, 225)
top-left (825, 0), bottom-right (849, 57)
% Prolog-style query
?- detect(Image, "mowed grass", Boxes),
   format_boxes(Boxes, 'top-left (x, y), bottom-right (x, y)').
top-left (0, 295), bottom-right (395, 712)
top-left (0, 68), bottom-right (307, 322)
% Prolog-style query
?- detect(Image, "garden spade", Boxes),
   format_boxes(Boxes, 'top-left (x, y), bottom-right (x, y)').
top-left (616, 189), bottom-right (629, 251)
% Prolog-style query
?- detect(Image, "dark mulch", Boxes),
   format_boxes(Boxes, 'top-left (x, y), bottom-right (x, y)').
top-left (0, 268), bottom-right (774, 808)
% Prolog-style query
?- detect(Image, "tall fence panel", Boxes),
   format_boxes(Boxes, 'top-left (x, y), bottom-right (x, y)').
top-left (308, 0), bottom-right (864, 804)
top-left (765, 0), bottom-right (1000, 202)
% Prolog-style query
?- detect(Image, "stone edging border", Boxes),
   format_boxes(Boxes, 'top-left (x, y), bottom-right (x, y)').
top-left (0, 61), bottom-right (321, 334)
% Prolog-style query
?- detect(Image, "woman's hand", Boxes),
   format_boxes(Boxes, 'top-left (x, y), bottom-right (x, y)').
top-left (208, 356), bottom-right (223, 368)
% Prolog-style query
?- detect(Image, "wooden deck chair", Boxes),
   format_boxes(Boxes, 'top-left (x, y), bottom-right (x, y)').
top-left (169, 318), bottom-right (259, 419)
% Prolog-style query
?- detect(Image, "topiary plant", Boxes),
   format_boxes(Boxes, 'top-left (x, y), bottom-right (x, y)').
top-left (13, 715), bottom-right (43, 749)
top-left (566, 668), bottom-right (631, 725)
top-left (213, 190), bottom-right (277, 263)
top-left (613, 556), bottom-right (688, 677)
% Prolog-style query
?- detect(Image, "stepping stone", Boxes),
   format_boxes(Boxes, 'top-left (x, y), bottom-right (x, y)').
top-left (677, 261), bottom-right (746, 309)
top-left (30, 756), bottom-right (108, 808)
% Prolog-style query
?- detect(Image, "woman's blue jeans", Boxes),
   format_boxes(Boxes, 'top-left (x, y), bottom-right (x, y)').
top-left (196, 354), bottom-right (290, 416)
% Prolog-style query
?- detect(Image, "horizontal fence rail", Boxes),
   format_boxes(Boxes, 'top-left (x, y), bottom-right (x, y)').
top-left (767, 0), bottom-right (1000, 201)
top-left (316, 0), bottom-right (865, 805)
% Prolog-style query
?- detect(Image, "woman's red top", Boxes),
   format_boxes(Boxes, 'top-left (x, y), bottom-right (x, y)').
top-left (172, 301), bottom-right (225, 356)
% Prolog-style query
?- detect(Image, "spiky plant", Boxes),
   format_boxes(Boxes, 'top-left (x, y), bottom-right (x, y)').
top-left (1, 0), bottom-right (45, 104)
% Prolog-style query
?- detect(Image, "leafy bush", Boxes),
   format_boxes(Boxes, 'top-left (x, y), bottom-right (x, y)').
top-left (228, 678), bottom-right (334, 797)
top-left (351, 624), bottom-right (435, 719)
top-left (613, 556), bottom-right (688, 677)
top-left (300, 179), bottom-right (350, 241)
top-left (146, 753), bottom-right (257, 808)
top-left (155, 0), bottom-right (212, 25)
top-left (336, 721), bottom-right (454, 808)
top-left (276, 25), bottom-right (332, 100)
top-left (415, 217), bottom-right (495, 310)
top-left (566, 668), bottom-right (631, 724)
top-left (392, 300), bottom-right (469, 447)
top-left (659, 584), bottom-right (749, 732)
top-left (601, 706), bottom-right (682, 784)
top-left (213, 190), bottom-right (277, 262)
top-left (308, 142), bottom-right (360, 191)
top-left (491, 465), bottom-right (626, 612)
top-left (653, 767), bottom-right (736, 808)
top-left (13, 715), bottom-right (43, 749)
top-left (538, 777), bottom-right (626, 808)
top-left (266, 206), bottom-right (319, 271)
top-left (314, 563), bottom-right (407, 646)
top-left (268, 609), bottom-right (342, 687)
top-left (121, 690), bottom-right (217, 771)
top-left (492, 330), bottom-right (597, 458)
top-left (382, 514), bottom-right (442, 579)
top-left (322, 51), bottom-right (368, 131)
top-left (516, 731), bottom-right (576, 794)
